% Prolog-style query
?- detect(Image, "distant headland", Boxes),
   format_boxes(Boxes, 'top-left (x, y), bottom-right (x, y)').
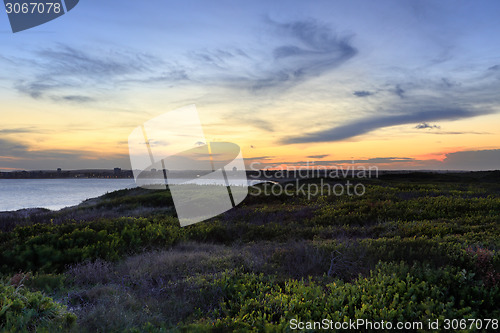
top-left (0, 168), bottom-right (133, 179)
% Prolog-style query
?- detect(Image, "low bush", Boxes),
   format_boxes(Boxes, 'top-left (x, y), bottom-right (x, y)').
top-left (0, 279), bottom-right (75, 332)
top-left (0, 216), bottom-right (182, 273)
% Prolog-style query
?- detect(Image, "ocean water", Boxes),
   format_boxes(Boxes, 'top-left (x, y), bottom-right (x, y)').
top-left (0, 179), bottom-right (136, 211)
top-left (0, 178), bottom-right (267, 212)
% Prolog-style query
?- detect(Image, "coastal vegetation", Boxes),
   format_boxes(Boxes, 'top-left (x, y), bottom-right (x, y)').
top-left (0, 171), bottom-right (499, 332)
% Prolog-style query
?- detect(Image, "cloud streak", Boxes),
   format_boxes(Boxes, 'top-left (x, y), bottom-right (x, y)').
top-left (307, 154), bottom-right (329, 159)
top-left (415, 122), bottom-right (440, 129)
top-left (245, 149), bottom-right (500, 171)
top-left (0, 138), bottom-right (130, 170)
top-left (251, 18), bottom-right (357, 90)
top-left (8, 19), bottom-right (357, 103)
top-left (282, 108), bottom-right (492, 144)
top-left (353, 90), bottom-right (373, 97)
top-left (0, 128), bottom-right (40, 134)
top-left (394, 84), bottom-right (405, 98)
top-left (56, 95), bottom-right (95, 103)
top-left (37, 45), bottom-right (159, 77)
top-left (11, 44), bottom-right (167, 100)
top-left (441, 149), bottom-right (500, 170)
top-left (187, 18), bottom-right (357, 92)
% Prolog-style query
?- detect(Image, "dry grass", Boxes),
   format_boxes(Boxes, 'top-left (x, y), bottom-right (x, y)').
top-left (63, 240), bottom-right (358, 330)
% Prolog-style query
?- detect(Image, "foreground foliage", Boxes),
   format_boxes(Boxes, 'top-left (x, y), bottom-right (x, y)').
top-left (0, 172), bottom-right (499, 331)
top-left (0, 277), bottom-right (75, 332)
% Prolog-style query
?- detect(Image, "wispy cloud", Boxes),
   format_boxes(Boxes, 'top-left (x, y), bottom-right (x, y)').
top-left (8, 19), bottom-right (357, 103)
top-left (124, 69), bottom-right (190, 84)
top-left (353, 90), bottom-right (373, 97)
top-left (252, 18), bottom-right (357, 90)
top-left (394, 84), bottom-right (405, 98)
top-left (440, 78), bottom-right (456, 88)
top-left (307, 154), bottom-right (329, 159)
top-left (10, 44), bottom-right (167, 100)
top-left (36, 44), bottom-right (159, 77)
top-left (56, 95), bottom-right (95, 103)
top-left (427, 131), bottom-right (489, 135)
top-left (441, 149), bottom-right (500, 170)
top-left (244, 149), bottom-right (500, 171)
top-left (415, 122), bottom-right (440, 129)
top-left (282, 107), bottom-right (492, 144)
top-left (190, 48), bottom-right (249, 70)
top-left (230, 115), bottom-right (275, 132)
top-left (244, 156), bottom-right (275, 161)
top-left (15, 81), bottom-right (62, 99)
top-left (187, 18), bottom-right (357, 92)
top-left (0, 138), bottom-right (129, 170)
top-left (249, 156), bottom-right (417, 168)
top-left (0, 138), bottom-right (29, 156)
top-left (0, 127), bottom-right (40, 134)
top-left (246, 118), bottom-right (274, 132)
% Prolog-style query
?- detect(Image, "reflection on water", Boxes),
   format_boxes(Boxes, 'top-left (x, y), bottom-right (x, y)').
top-left (0, 178), bottom-right (268, 212)
top-left (0, 179), bottom-right (136, 211)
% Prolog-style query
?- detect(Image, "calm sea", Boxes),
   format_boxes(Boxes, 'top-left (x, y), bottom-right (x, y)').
top-left (0, 179), bottom-right (136, 211)
top-left (0, 178), bottom-right (265, 212)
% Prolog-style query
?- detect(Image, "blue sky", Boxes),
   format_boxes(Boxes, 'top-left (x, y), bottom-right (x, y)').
top-left (1, 0), bottom-right (500, 170)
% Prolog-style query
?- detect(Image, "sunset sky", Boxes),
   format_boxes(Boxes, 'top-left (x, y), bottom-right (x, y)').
top-left (1, 0), bottom-right (500, 171)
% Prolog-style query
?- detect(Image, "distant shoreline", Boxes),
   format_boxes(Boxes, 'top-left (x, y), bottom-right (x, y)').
top-left (0, 168), bottom-right (133, 179)
top-left (1, 168), bottom-right (497, 180)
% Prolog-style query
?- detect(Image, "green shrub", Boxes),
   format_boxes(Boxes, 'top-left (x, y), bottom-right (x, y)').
top-left (182, 262), bottom-right (499, 331)
top-left (0, 216), bottom-right (183, 273)
top-left (0, 280), bottom-right (75, 332)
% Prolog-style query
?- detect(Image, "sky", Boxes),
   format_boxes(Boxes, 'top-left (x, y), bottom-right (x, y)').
top-left (1, 0), bottom-right (500, 171)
